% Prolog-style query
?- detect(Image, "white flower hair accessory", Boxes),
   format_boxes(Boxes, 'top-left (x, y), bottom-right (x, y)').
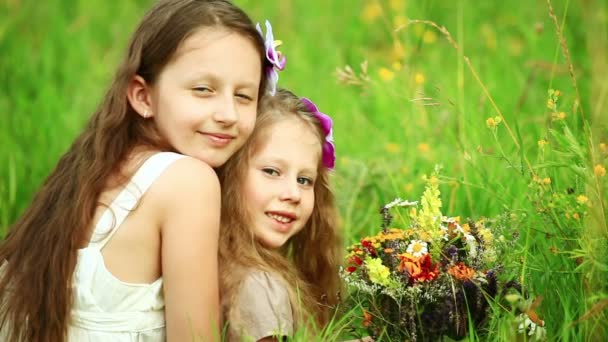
top-left (256, 20), bottom-right (286, 96)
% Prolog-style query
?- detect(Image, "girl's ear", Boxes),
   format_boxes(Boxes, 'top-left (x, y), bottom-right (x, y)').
top-left (127, 75), bottom-right (154, 119)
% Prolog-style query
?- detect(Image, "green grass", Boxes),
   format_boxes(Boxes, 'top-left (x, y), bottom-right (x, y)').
top-left (1, 0), bottom-right (607, 340)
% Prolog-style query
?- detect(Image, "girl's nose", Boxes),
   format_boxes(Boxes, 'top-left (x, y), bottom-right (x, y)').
top-left (212, 94), bottom-right (238, 125)
top-left (279, 180), bottom-right (301, 203)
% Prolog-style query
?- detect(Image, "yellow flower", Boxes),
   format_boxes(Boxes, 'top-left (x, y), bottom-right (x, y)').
top-left (362, 2), bottom-right (382, 23)
top-left (552, 111), bottom-right (566, 121)
top-left (478, 228), bottom-right (494, 245)
top-left (385, 142), bottom-right (401, 153)
top-left (573, 212), bottom-right (580, 220)
top-left (542, 177), bottom-right (551, 185)
top-left (390, 0), bottom-right (405, 11)
top-left (600, 143), bottom-right (607, 154)
top-left (576, 195), bottom-right (589, 205)
top-left (365, 257), bottom-right (391, 286)
top-left (595, 164), bottom-right (606, 177)
top-left (547, 99), bottom-right (555, 109)
top-left (486, 117), bottom-right (497, 129)
top-left (393, 15), bottom-right (408, 28)
top-left (417, 142), bottom-right (430, 153)
top-left (378, 67), bottom-right (395, 81)
top-left (538, 139), bottom-right (548, 148)
top-left (554, 90), bottom-right (561, 97)
top-left (422, 30), bottom-right (437, 44)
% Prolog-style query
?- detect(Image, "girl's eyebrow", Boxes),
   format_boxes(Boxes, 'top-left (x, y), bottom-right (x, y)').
top-left (187, 72), bottom-right (257, 89)
top-left (258, 156), bottom-right (317, 175)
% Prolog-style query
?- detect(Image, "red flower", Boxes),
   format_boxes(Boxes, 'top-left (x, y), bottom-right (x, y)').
top-left (361, 239), bottom-right (377, 257)
top-left (346, 266), bottom-right (357, 273)
top-left (398, 253), bottom-right (439, 283)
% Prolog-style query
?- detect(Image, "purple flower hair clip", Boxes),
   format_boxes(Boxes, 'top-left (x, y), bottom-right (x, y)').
top-left (301, 98), bottom-right (335, 170)
top-left (256, 20), bottom-right (286, 96)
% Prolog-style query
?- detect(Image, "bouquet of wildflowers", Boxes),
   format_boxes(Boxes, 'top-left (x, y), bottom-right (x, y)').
top-left (342, 176), bottom-right (543, 341)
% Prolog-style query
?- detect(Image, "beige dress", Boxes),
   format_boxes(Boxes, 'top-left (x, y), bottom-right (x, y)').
top-left (228, 271), bottom-right (294, 341)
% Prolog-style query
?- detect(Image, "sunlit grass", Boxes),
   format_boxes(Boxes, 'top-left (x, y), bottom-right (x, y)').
top-left (1, 0), bottom-right (606, 340)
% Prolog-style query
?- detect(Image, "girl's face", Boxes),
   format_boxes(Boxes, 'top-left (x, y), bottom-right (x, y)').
top-left (149, 28), bottom-right (261, 167)
top-left (243, 117), bottom-right (321, 249)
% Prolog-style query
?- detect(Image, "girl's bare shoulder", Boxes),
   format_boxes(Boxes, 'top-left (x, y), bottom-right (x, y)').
top-left (146, 156), bottom-right (221, 223)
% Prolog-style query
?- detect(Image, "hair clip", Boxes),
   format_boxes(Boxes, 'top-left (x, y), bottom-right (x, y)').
top-left (256, 20), bottom-right (286, 96)
top-left (301, 98), bottom-right (335, 170)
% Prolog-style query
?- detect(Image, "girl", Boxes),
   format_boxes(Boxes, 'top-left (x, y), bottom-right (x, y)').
top-left (218, 88), bottom-right (342, 341)
top-left (0, 0), bottom-right (271, 341)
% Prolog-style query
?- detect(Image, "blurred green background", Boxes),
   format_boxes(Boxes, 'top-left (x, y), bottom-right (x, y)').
top-left (1, 0), bottom-right (607, 340)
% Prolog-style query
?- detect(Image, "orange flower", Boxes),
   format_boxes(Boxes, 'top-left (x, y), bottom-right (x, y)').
top-left (398, 253), bottom-right (439, 283)
top-left (447, 262), bottom-right (476, 281)
top-left (362, 309), bottom-right (373, 327)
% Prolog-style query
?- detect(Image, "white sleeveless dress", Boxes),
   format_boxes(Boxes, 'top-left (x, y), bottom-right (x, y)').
top-left (68, 152), bottom-right (185, 341)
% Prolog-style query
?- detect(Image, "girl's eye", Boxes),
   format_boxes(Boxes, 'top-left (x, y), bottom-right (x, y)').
top-left (297, 177), bottom-right (314, 186)
top-left (236, 93), bottom-right (254, 101)
top-left (262, 168), bottom-right (279, 177)
top-left (193, 86), bottom-right (212, 93)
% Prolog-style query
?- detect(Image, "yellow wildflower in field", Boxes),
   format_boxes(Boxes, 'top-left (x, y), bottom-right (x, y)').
top-left (393, 15), bottom-right (408, 28)
top-left (365, 257), bottom-right (391, 286)
top-left (552, 111), bottom-right (566, 121)
top-left (390, 0), bottom-right (406, 11)
top-left (600, 143), bottom-right (607, 154)
top-left (538, 139), bottom-right (549, 148)
top-left (542, 177), bottom-right (551, 185)
top-left (418, 142), bottom-right (430, 153)
top-left (385, 142), bottom-right (401, 153)
top-left (546, 99), bottom-right (555, 109)
top-left (378, 67), bottom-right (395, 81)
top-left (362, 2), bottom-right (383, 22)
top-left (423, 30), bottom-right (437, 44)
top-left (414, 72), bottom-right (425, 85)
top-left (573, 213), bottom-right (580, 220)
top-left (486, 116), bottom-right (502, 129)
top-left (554, 90), bottom-right (561, 97)
top-left (595, 164), bottom-right (606, 177)
top-left (576, 195), bottom-right (589, 205)
top-left (478, 227), bottom-right (494, 244)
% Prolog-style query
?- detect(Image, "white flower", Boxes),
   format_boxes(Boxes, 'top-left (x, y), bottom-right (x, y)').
top-left (406, 240), bottom-right (428, 257)
top-left (384, 198), bottom-right (418, 209)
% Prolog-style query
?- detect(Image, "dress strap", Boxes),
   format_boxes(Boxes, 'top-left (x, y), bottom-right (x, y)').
top-left (89, 152), bottom-right (185, 249)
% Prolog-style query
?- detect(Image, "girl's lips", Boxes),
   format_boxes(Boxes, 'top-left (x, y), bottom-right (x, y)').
top-left (202, 132), bottom-right (235, 146)
top-left (266, 211), bottom-right (297, 233)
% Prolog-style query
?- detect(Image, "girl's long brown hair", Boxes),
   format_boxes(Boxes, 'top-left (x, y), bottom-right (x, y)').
top-left (0, 1), bottom-right (268, 341)
top-left (218, 89), bottom-right (342, 336)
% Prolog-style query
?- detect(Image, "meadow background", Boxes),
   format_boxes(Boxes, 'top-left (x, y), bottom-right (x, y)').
top-left (1, 0), bottom-right (607, 340)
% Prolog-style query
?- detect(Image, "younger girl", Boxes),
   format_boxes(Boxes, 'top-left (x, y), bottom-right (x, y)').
top-left (0, 0), bottom-right (271, 341)
top-left (218, 88), bottom-right (342, 341)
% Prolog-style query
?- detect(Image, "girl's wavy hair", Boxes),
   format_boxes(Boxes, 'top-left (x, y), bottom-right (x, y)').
top-left (218, 88), bottom-right (342, 336)
top-left (0, 1), bottom-right (269, 341)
